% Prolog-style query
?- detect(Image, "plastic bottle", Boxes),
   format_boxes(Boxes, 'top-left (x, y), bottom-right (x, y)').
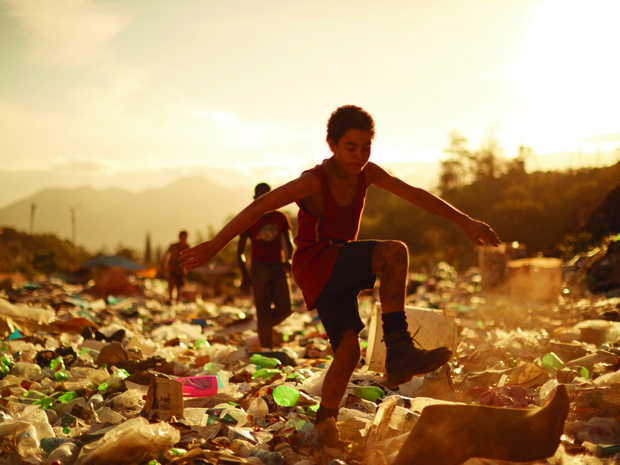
top-left (87, 393), bottom-right (104, 411)
top-left (57, 392), bottom-right (78, 404)
top-left (251, 368), bottom-right (282, 380)
top-left (15, 423), bottom-right (41, 462)
top-left (40, 438), bottom-right (82, 454)
top-left (47, 442), bottom-right (79, 465)
top-left (230, 439), bottom-right (254, 458)
top-left (250, 448), bottom-right (284, 465)
top-left (12, 362), bottom-right (42, 380)
top-left (177, 375), bottom-right (218, 397)
top-left (541, 352), bottom-right (564, 370)
top-left (352, 386), bottom-right (385, 402)
top-left (247, 396), bottom-right (270, 419)
top-left (50, 357), bottom-right (70, 382)
top-left (272, 385), bottom-right (300, 407)
top-left (250, 354), bottom-right (281, 369)
top-left (110, 389), bottom-right (144, 410)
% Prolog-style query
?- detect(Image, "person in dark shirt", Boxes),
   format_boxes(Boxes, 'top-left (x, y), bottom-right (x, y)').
top-left (237, 183), bottom-right (294, 348)
top-left (161, 230), bottom-right (190, 304)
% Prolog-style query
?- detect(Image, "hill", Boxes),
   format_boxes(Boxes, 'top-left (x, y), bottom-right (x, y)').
top-left (0, 177), bottom-right (256, 253)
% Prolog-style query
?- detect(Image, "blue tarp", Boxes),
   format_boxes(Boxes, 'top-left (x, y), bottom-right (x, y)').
top-left (81, 256), bottom-right (146, 271)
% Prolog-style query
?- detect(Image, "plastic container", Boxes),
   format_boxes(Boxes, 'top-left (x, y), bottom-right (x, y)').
top-left (177, 375), bottom-right (218, 397)
top-left (507, 257), bottom-right (563, 302)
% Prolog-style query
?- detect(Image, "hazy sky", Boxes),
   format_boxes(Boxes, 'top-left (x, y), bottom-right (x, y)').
top-left (1, 0), bottom-right (619, 208)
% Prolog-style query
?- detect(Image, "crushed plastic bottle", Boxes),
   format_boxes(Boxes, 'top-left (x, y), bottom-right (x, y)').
top-left (15, 423), bottom-right (41, 463)
top-left (247, 396), bottom-right (270, 419)
top-left (250, 448), bottom-right (284, 465)
top-left (47, 441), bottom-right (79, 465)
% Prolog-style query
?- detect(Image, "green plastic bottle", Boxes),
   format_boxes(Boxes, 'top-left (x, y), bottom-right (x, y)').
top-left (541, 352), bottom-right (563, 370)
top-left (353, 386), bottom-right (385, 402)
top-left (250, 354), bottom-right (281, 369)
top-left (272, 385), bottom-right (300, 407)
top-left (251, 368), bottom-right (282, 380)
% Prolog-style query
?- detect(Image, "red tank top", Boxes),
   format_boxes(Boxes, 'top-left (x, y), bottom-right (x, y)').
top-left (292, 163), bottom-right (368, 309)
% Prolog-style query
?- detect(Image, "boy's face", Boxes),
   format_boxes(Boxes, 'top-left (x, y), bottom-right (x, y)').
top-left (327, 128), bottom-right (372, 175)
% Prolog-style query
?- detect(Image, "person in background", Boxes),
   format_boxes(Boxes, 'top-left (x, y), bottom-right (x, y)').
top-left (161, 230), bottom-right (190, 304)
top-left (179, 105), bottom-right (501, 447)
top-left (237, 182), bottom-right (294, 349)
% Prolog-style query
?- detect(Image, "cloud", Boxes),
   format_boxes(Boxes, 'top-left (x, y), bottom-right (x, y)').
top-left (52, 157), bottom-right (120, 173)
top-left (3, 0), bottom-right (130, 69)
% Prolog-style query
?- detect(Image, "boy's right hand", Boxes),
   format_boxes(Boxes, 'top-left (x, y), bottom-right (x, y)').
top-left (179, 242), bottom-right (217, 271)
top-left (462, 218), bottom-right (501, 247)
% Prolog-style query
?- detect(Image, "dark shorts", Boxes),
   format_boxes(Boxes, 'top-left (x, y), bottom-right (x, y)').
top-left (314, 240), bottom-right (378, 351)
top-left (168, 270), bottom-right (186, 288)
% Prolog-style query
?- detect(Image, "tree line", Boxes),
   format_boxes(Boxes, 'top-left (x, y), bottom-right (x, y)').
top-left (359, 133), bottom-right (620, 271)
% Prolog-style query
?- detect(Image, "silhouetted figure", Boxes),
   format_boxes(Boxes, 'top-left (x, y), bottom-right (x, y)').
top-left (237, 183), bottom-right (294, 348)
top-left (161, 230), bottom-right (189, 304)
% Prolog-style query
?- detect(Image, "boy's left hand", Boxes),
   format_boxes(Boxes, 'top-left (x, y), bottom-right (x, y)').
top-left (463, 219), bottom-right (501, 247)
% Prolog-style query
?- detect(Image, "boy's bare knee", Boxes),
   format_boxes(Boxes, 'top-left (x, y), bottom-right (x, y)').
top-left (373, 240), bottom-right (408, 271)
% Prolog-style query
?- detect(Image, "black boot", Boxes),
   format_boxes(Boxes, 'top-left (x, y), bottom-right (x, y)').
top-left (384, 329), bottom-right (452, 386)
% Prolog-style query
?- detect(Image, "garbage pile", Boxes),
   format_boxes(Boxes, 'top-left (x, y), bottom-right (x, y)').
top-left (0, 238), bottom-right (620, 465)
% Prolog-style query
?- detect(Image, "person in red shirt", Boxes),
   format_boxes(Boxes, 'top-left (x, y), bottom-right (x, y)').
top-left (180, 105), bottom-right (500, 447)
top-left (237, 183), bottom-right (294, 349)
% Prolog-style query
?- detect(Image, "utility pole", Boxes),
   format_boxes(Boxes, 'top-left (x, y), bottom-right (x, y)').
top-left (70, 205), bottom-right (81, 248)
top-left (30, 203), bottom-right (36, 235)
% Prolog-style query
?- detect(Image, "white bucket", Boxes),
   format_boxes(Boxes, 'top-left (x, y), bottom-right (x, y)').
top-left (507, 257), bottom-right (563, 302)
top-left (365, 304), bottom-right (458, 374)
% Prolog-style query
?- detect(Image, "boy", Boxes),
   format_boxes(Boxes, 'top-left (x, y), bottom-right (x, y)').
top-left (180, 105), bottom-right (500, 446)
top-left (237, 182), bottom-right (294, 349)
top-left (161, 230), bottom-right (190, 304)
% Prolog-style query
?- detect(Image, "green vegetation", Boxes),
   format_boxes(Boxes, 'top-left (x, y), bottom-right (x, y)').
top-left (0, 227), bottom-right (91, 276)
top-left (360, 133), bottom-right (620, 271)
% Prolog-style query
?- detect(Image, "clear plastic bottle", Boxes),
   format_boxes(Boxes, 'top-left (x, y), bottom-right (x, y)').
top-left (47, 442), bottom-right (79, 465)
top-left (15, 423), bottom-right (41, 462)
top-left (87, 393), bottom-right (104, 411)
top-left (247, 396), bottom-right (270, 419)
top-left (230, 439), bottom-right (254, 458)
top-left (12, 362), bottom-right (42, 380)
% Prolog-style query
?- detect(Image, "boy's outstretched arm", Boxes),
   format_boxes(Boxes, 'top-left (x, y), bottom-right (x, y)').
top-left (179, 173), bottom-right (320, 270)
top-left (367, 162), bottom-right (501, 247)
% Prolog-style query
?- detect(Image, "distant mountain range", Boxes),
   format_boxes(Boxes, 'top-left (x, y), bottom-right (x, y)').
top-left (0, 177), bottom-right (256, 254)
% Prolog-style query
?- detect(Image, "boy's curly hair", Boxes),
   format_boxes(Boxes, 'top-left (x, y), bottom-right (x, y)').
top-left (326, 105), bottom-right (375, 144)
